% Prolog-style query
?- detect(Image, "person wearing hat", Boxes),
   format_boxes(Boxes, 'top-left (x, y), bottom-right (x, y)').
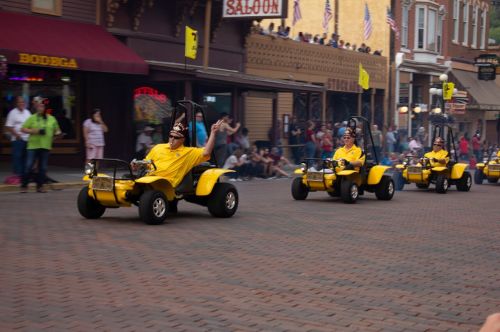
top-left (20, 96), bottom-right (62, 193)
top-left (138, 120), bottom-right (223, 188)
top-left (424, 137), bottom-right (449, 167)
top-left (332, 127), bottom-right (365, 171)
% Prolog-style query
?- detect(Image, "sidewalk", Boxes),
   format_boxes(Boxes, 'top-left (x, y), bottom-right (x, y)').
top-left (0, 162), bottom-right (86, 193)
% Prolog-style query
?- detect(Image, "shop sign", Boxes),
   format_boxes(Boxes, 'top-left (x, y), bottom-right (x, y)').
top-left (134, 87), bottom-right (167, 103)
top-left (223, 0), bottom-right (286, 18)
top-left (477, 65), bottom-right (496, 81)
top-left (18, 53), bottom-right (78, 69)
top-left (447, 103), bottom-right (466, 115)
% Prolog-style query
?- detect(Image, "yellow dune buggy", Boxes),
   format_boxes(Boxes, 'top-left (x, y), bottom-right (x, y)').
top-left (395, 124), bottom-right (471, 193)
top-left (77, 100), bottom-right (238, 225)
top-left (474, 150), bottom-right (500, 185)
top-left (291, 116), bottom-right (395, 203)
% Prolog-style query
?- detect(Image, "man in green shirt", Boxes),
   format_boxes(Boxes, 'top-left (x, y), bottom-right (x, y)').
top-left (20, 96), bottom-right (61, 193)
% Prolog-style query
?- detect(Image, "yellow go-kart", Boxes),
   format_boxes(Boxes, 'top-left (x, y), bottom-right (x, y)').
top-left (475, 150), bottom-right (500, 185)
top-left (291, 116), bottom-right (395, 204)
top-left (77, 100), bottom-right (238, 225)
top-left (395, 124), bottom-right (471, 193)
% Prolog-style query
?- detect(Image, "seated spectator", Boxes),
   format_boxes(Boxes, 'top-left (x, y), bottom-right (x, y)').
top-left (223, 149), bottom-right (248, 180)
top-left (234, 127), bottom-right (250, 151)
top-left (248, 145), bottom-right (266, 178)
top-left (264, 22), bottom-right (275, 36)
top-left (269, 147), bottom-right (292, 177)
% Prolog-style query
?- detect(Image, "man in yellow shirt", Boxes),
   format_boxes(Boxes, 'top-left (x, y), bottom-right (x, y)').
top-left (424, 137), bottom-right (449, 167)
top-left (138, 120), bottom-right (222, 188)
top-left (332, 127), bottom-right (365, 170)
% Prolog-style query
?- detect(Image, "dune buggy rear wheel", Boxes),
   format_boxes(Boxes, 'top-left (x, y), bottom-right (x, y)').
top-left (375, 175), bottom-right (395, 200)
top-left (77, 186), bottom-right (106, 219)
top-left (139, 190), bottom-right (168, 225)
top-left (291, 177), bottom-right (309, 200)
top-left (435, 174), bottom-right (449, 194)
top-left (456, 171), bottom-right (472, 191)
top-left (208, 183), bottom-right (238, 218)
top-left (341, 179), bottom-right (358, 204)
top-left (474, 170), bottom-right (484, 185)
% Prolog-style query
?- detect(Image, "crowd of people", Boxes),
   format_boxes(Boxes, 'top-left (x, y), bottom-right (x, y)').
top-left (252, 22), bottom-right (383, 56)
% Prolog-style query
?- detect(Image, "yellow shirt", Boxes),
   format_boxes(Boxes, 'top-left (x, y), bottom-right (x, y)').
top-left (333, 145), bottom-right (365, 169)
top-left (145, 144), bottom-right (209, 187)
top-left (424, 149), bottom-right (449, 167)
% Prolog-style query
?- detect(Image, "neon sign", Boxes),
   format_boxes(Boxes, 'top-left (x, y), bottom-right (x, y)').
top-left (134, 86), bottom-right (167, 103)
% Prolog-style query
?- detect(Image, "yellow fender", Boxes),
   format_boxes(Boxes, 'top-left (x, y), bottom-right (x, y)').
top-left (135, 176), bottom-right (176, 200)
top-left (450, 163), bottom-right (468, 180)
top-left (367, 165), bottom-right (391, 185)
top-left (395, 164), bottom-right (405, 170)
top-left (294, 168), bottom-right (304, 174)
top-left (476, 162), bottom-right (485, 169)
top-left (83, 175), bottom-right (90, 181)
top-left (196, 169), bottom-right (235, 196)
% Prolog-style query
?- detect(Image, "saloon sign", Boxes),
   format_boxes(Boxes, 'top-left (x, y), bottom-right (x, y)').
top-left (223, 0), bottom-right (286, 18)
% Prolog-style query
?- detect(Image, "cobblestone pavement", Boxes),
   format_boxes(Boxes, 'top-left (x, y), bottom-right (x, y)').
top-left (0, 179), bottom-right (499, 331)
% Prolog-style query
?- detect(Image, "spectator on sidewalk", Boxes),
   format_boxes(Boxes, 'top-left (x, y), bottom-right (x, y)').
top-left (188, 111), bottom-right (208, 147)
top-left (83, 108), bottom-right (108, 163)
top-left (459, 133), bottom-right (470, 162)
top-left (4, 96), bottom-right (31, 183)
top-left (223, 148), bottom-right (247, 180)
top-left (135, 126), bottom-right (154, 159)
top-left (20, 96), bottom-right (62, 193)
top-left (371, 124), bottom-right (382, 161)
top-left (472, 133), bottom-right (482, 162)
top-left (214, 113), bottom-right (240, 167)
top-left (289, 116), bottom-right (303, 164)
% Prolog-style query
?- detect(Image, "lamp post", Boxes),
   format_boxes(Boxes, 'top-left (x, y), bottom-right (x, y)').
top-left (429, 73), bottom-right (457, 123)
top-left (398, 104), bottom-right (422, 138)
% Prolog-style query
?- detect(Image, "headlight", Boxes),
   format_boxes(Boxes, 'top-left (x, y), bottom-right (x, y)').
top-left (300, 162), bottom-right (306, 171)
top-left (84, 162), bottom-right (95, 175)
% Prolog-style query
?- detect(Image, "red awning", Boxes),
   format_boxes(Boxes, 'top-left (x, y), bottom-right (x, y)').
top-left (0, 11), bottom-right (148, 75)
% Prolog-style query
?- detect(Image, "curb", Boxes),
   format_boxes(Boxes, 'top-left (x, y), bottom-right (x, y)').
top-left (0, 182), bottom-right (86, 193)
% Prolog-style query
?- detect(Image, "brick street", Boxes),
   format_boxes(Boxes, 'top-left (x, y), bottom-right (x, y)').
top-left (0, 179), bottom-right (499, 331)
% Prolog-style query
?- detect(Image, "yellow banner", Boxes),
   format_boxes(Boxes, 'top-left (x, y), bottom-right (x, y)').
top-left (442, 82), bottom-right (455, 100)
top-left (358, 63), bottom-right (369, 90)
top-left (185, 26), bottom-right (198, 60)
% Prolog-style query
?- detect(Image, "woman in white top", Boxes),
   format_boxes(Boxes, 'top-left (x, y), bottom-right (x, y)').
top-left (83, 108), bottom-right (108, 163)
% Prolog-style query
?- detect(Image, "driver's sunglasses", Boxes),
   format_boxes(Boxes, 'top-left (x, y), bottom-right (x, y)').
top-left (433, 143), bottom-right (442, 147)
top-left (343, 136), bottom-right (353, 139)
top-left (169, 135), bottom-right (183, 140)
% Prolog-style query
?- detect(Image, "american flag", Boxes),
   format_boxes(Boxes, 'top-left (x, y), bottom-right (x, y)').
top-left (386, 6), bottom-right (400, 39)
top-left (293, 0), bottom-right (302, 26)
top-left (363, 3), bottom-right (372, 40)
top-left (322, 0), bottom-right (332, 33)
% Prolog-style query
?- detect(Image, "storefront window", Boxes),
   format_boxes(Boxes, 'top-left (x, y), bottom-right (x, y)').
top-left (1, 66), bottom-right (77, 142)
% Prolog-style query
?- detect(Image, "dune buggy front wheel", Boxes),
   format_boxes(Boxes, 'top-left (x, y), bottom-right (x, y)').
top-left (208, 183), bottom-right (238, 218)
top-left (375, 175), bottom-right (395, 200)
top-left (77, 186), bottom-right (106, 219)
top-left (341, 179), bottom-right (359, 204)
top-left (139, 190), bottom-right (168, 225)
top-left (291, 177), bottom-right (309, 200)
top-left (474, 170), bottom-right (484, 185)
top-left (456, 171), bottom-right (472, 192)
top-left (435, 174), bottom-right (449, 194)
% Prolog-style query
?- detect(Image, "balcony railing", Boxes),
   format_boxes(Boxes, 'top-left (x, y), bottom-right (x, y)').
top-left (245, 34), bottom-right (387, 91)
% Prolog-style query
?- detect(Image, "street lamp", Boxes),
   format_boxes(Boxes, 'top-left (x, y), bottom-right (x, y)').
top-left (429, 73), bottom-right (457, 118)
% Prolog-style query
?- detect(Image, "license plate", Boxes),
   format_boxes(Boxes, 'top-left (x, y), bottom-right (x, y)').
top-left (307, 172), bottom-right (324, 182)
top-left (92, 176), bottom-right (114, 191)
top-left (407, 166), bottom-right (422, 174)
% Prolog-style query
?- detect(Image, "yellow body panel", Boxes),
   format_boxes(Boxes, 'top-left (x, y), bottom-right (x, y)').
top-left (196, 169), bottom-right (235, 196)
top-left (336, 170), bottom-right (357, 176)
top-left (88, 180), bottom-right (135, 207)
top-left (431, 166), bottom-right (447, 172)
top-left (450, 163), bottom-right (468, 180)
top-left (294, 168), bottom-right (304, 174)
top-left (484, 164), bottom-right (500, 178)
top-left (367, 165), bottom-right (390, 185)
top-left (403, 169), bottom-right (431, 183)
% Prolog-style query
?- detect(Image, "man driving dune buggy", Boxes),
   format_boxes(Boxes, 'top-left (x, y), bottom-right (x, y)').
top-left (77, 100), bottom-right (239, 224)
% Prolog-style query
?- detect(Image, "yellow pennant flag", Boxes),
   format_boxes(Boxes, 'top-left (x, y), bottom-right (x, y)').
top-left (185, 26), bottom-right (198, 60)
top-left (442, 82), bottom-right (455, 100)
top-left (358, 63), bottom-right (370, 90)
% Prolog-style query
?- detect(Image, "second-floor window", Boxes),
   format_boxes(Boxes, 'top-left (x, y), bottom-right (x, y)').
top-left (415, 5), bottom-right (441, 53)
top-left (402, 4), bottom-right (409, 48)
top-left (480, 9), bottom-right (487, 49)
top-left (462, 0), bottom-right (469, 46)
top-left (453, 0), bottom-right (460, 43)
top-left (472, 5), bottom-right (478, 48)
